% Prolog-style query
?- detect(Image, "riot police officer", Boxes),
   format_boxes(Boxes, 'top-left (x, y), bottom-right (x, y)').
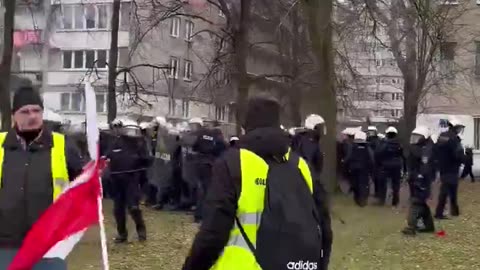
top-left (229, 136), bottom-right (239, 147)
top-left (189, 117), bottom-right (224, 222)
top-left (291, 114), bottom-right (325, 178)
top-left (434, 117), bottom-right (465, 219)
top-left (375, 126), bottom-right (405, 207)
top-left (367, 126), bottom-right (381, 198)
top-left (104, 119), bottom-right (150, 243)
top-left (402, 126), bottom-right (435, 235)
top-left (344, 131), bottom-right (375, 207)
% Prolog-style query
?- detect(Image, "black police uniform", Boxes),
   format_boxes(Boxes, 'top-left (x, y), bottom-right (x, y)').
top-left (192, 128), bottom-right (226, 222)
top-left (291, 130), bottom-right (324, 179)
top-left (344, 141), bottom-right (375, 207)
top-left (375, 137), bottom-right (404, 206)
top-left (105, 134), bottom-right (150, 242)
top-left (434, 130), bottom-right (464, 218)
top-left (461, 148), bottom-right (474, 182)
top-left (367, 135), bottom-right (381, 197)
top-left (404, 140), bottom-right (435, 234)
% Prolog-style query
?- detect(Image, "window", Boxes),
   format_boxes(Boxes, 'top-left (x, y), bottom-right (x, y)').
top-left (170, 17), bottom-right (180, 37)
top-left (97, 5), bottom-right (109, 29)
top-left (474, 118), bottom-right (480, 149)
top-left (96, 94), bottom-right (106, 113)
top-left (185, 21), bottom-right (194, 41)
top-left (63, 50), bottom-right (108, 70)
top-left (440, 42), bottom-right (456, 79)
top-left (86, 50), bottom-right (95, 68)
top-left (215, 105), bottom-right (226, 121)
top-left (85, 5), bottom-right (96, 29)
top-left (169, 57), bottom-right (179, 78)
top-left (74, 51), bottom-right (84, 68)
top-left (184, 60), bottom-right (193, 81)
top-left (62, 5), bottom-right (74, 29)
top-left (475, 42), bottom-right (480, 76)
top-left (168, 98), bottom-right (176, 115)
top-left (391, 93), bottom-right (403, 101)
top-left (375, 92), bottom-right (384, 100)
top-left (61, 4), bottom-right (112, 30)
top-left (375, 59), bottom-right (383, 67)
top-left (60, 93), bottom-right (84, 112)
top-left (182, 99), bottom-right (189, 118)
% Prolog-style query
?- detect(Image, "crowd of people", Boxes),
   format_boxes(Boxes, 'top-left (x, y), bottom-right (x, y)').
top-left (0, 86), bottom-right (474, 270)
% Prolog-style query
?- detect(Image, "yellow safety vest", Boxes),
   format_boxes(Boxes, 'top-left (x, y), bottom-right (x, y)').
top-left (211, 149), bottom-right (314, 270)
top-left (0, 132), bottom-right (70, 200)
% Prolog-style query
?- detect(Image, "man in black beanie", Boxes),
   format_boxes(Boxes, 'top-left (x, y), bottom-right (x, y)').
top-left (0, 87), bottom-right (84, 270)
top-left (183, 96), bottom-right (332, 270)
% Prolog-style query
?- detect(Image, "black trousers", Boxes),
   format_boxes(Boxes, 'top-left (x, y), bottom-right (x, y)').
top-left (435, 175), bottom-right (459, 217)
top-left (407, 199), bottom-right (434, 231)
top-left (194, 163), bottom-right (213, 220)
top-left (461, 165), bottom-right (475, 182)
top-left (351, 169), bottom-right (370, 207)
top-left (112, 173), bottom-right (146, 237)
top-left (378, 168), bottom-right (401, 206)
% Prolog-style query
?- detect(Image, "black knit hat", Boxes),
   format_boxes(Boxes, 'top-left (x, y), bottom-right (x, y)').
top-left (243, 96), bottom-right (280, 132)
top-left (12, 87), bottom-right (44, 113)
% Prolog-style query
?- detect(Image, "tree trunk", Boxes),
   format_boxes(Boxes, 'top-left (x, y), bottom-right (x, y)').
top-left (233, 0), bottom-right (252, 134)
top-left (301, 0), bottom-right (337, 191)
top-left (402, 79), bottom-right (419, 149)
top-left (107, 0), bottom-right (121, 123)
top-left (0, 0), bottom-right (16, 130)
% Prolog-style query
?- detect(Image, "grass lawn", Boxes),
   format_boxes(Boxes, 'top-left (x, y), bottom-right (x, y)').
top-left (68, 181), bottom-right (480, 270)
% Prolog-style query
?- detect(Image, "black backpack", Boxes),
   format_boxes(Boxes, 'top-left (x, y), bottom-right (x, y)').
top-left (232, 151), bottom-right (323, 270)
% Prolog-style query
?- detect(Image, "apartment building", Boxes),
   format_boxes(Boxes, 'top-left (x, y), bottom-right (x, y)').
top-left (3, 0), bottom-right (231, 126)
top-left (335, 2), bottom-right (404, 123)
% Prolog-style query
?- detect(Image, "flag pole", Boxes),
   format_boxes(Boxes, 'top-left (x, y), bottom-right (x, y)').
top-left (85, 80), bottom-right (110, 270)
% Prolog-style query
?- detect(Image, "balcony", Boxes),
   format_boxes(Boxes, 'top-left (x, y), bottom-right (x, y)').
top-left (14, 30), bottom-right (42, 48)
top-left (47, 70), bottom-right (108, 86)
top-left (49, 30), bottom-right (129, 49)
top-left (52, 0), bottom-right (132, 4)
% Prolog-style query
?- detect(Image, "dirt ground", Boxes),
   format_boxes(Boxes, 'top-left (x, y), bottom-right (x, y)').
top-left (68, 181), bottom-right (480, 270)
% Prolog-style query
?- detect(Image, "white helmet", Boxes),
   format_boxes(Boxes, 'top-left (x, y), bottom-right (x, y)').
top-left (189, 117), bottom-right (204, 126)
top-left (448, 116), bottom-right (464, 127)
top-left (111, 119), bottom-right (124, 128)
top-left (155, 116), bottom-right (167, 127)
top-left (139, 122), bottom-right (151, 130)
top-left (367, 126), bottom-right (377, 132)
top-left (385, 126), bottom-right (398, 134)
top-left (354, 131), bottom-right (367, 142)
top-left (288, 128), bottom-right (297, 136)
top-left (412, 126), bottom-right (430, 138)
top-left (230, 136), bottom-right (239, 142)
top-left (378, 133), bottom-right (385, 139)
top-left (304, 114), bottom-right (325, 130)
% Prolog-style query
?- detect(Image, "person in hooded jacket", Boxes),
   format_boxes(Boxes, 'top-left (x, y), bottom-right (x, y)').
top-left (291, 114), bottom-right (325, 179)
top-left (182, 96), bottom-right (332, 270)
top-left (340, 128), bottom-right (355, 193)
top-left (375, 126), bottom-right (405, 207)
top-left (402, 126), bottom-right (435, 236)
top-left (344, 131), bottom-right (375, 207)
top-left (434, 117), bottom-right (465, 219)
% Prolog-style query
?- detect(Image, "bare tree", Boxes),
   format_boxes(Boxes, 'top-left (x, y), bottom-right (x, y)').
top-left (107, 0), bottom-right (121, 123)
top-left (352, 0), bottom-right (474, 140)
top-left (0, 0), bottom-right (16, 130)
top-left (300, 0), bottom-right (337, 190)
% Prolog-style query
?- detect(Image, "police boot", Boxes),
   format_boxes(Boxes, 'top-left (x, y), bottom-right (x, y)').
top-left (129, 207), bottom-right (147, 242)
top-left (401, 227), bottom-right (416, 236)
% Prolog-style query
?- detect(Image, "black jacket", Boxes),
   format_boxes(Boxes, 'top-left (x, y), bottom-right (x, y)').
top-left (182, 127), bottom-right (332, 270)
top-left (408, 142), bottom-right (434, 200)
top-left (102, 134), bottom-right (152, 174)
top-left (375, 138), bottom-right (405, 171)
top-left (291, 131), bottom-right (323, 176)
top-left (0, 129), bottom-right (84, 248)
top-left (435, 130), bottom-right (464, 175)
top-left (344, 142), bottom-right (375, 173)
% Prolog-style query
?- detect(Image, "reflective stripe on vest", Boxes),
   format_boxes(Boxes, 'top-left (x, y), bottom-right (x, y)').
top-left (211, 149), bottom-right (314, 270)
top-left (0, 132), bottom-right (69, 201)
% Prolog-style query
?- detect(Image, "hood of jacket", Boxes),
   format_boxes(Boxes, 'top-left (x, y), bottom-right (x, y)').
top-left (238, 127), bottom-right (290, 160)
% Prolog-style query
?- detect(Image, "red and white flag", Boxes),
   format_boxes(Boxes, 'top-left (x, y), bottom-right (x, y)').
top-left (8, 81), bottom-right (109, 270)
top-left (8, 160), bottom-right (103, 270)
